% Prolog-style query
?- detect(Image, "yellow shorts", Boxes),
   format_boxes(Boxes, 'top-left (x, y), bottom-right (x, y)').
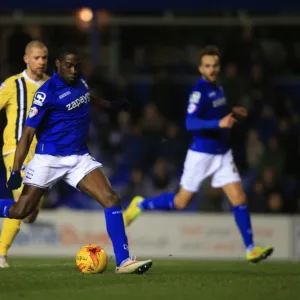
top-left (3, 151), bottom-right (43, 208)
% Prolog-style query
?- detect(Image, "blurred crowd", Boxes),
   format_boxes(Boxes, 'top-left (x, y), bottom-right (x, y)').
top-left (1, 21), bottom-right (300, 214)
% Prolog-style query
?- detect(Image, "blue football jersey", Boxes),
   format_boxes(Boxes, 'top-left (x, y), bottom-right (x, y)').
top-left (185, 77), bottom-right (230, 154)
top-left (25, 73), bottom-right (90, 156)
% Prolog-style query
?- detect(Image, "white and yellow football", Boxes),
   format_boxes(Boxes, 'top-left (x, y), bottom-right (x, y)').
top-left (76, 244), bottom-right (108, 274)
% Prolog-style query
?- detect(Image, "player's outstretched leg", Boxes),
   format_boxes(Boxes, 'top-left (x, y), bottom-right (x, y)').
top-left (123, 188), bottom-right (194, 227)
top-left (77, 168), bottom-right (152, 274)
top-left (0, 186), bottom-right (45, 221)
top-left (0, 199), bottom-right (16, 218)
top-left (222, 182), bottom-right (274, 263)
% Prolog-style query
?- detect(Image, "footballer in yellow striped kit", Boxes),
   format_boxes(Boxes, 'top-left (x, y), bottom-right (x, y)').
top-left (0, 40), bottom-right (49, 267)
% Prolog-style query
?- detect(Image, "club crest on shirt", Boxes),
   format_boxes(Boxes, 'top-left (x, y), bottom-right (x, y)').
top-left (189, 91), bottom-right (201, 104)
top-left (33, 92), bottom-right (46, 106)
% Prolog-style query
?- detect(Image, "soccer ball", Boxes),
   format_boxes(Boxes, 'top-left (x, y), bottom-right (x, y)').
top-left (76, 244), bottom-right (108, 274)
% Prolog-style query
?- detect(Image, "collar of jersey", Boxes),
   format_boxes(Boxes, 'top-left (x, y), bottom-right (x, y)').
top-left (52, 72), bottom-right (70, 87)
top-left (22, 70), bottom-right (43, 86)
top-left (200, 77), bottom-right (219, 87)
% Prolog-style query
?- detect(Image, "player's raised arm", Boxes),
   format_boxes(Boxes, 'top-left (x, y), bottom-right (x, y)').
top-left (88, 86), bottom-right (129, 111)
top-left (185, 89), bottom-right (237, 130)
top-left (90, 94), bottom-right (130, 111)
top-left (90, 94), bottom-right (111, 109)
top-left (186, 112), bottom-right (237, 130)
top-left (185, 90), bottom-right (220, 130)
top-left (77, 77), bottom-right (114, 110)
top-left (231, 106), bottom-right (248, 119)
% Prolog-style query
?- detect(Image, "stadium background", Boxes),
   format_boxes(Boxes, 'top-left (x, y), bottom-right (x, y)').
top-left (0, 2), bottom-right (300, 260)
top-left (1, 4), bottom-right (300, 299)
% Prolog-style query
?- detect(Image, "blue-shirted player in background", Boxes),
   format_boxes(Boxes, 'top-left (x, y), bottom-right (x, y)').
top-left (123, 45), bottom-right (273, 263)
top-left (0, 47), bottom-right (152, 274)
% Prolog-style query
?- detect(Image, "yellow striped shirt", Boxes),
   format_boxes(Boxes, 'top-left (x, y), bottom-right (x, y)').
top-left (0, 70), bottom-right (49, 155)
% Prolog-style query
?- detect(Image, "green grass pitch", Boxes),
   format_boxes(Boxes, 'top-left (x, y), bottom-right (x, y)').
top-left (0, 258), bottom-right (299, 300)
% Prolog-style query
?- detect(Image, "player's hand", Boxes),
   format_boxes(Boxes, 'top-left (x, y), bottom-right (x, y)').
top-left (232, 106), bottom-right (248, 118)
top-left (219, 113), bottom-right (238, 128)
top-left (7, 171), bottom-right (23, 190)
top-left (110, 98), bottom-right (131, 111)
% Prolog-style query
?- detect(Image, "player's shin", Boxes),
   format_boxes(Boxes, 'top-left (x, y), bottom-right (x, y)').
top-left (0, 200), bottom-right (14, 218)
top-left (139, 193), bottom-right (176, 210)
top-left (104, 206), bottom-right (129, 266)
top-left (233, 205), bottom-right (254, 251)
top-left (0, 219), bottom-right (21, 255)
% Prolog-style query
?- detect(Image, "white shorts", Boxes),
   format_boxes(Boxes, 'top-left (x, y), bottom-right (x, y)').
top-left (180, 149), bottom-right (241, 192)
top-left (23, 153), bottom-right (102, 189)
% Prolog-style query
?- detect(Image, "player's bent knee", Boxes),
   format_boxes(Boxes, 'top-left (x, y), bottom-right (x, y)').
top-left (173, 196), bottom-right (189, 210)
top-left (173, 189), bottom-right (194, 210)
top-left (222, 182), bottom-right (247, 206)
top-left (23, 215), bottom-right (38, 224)
top-left (237, 192), bottom-right (247, 205)
top-left (10, 209), bottom-right (29, 220)
top-left (174, 201), bottom-right (188, 210)
top-left (10, 200), bottom-right (36, 220)
top-left (230, 190), bottom-right (247, 206)
top-left (23, 209), bottom-right (39, 223)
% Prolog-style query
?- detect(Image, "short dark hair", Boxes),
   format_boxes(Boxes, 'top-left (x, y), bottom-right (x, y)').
top-left (25, 40), bottom-right (47, 54)
top-left (57, 46), bottom-right (80, 60)
top-left (199, 45), bottom-right (221, 64)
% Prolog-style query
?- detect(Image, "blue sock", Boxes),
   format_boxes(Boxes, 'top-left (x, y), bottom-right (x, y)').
top-left (233, 204), bottom-right (254, 250)
top-left (104, 206), bottom-right (129, 267)
top-left (0, 199), bottom-right (14, 218)
top-left (139, 193), bottom-right (176, 210)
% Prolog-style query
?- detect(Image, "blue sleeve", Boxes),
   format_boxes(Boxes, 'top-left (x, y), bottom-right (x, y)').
top-left (25, 83), bottom-right (54, 129)
top-left (185, 88), bottom-right (220, 131)
top-left (80, 73), bottom-right (87, 81)
top-left (79, 73), bottom-right (89, 89)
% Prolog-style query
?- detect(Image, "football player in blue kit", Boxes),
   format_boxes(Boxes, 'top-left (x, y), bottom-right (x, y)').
top-left (0, 47), bottom-right (152, 274)
top-left (123, 45), bottom-right (273, 263)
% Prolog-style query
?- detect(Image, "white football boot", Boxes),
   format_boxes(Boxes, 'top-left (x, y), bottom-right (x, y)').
top-left (115, 256), bottom-right (152, 274)
top-left (0, 255), bottom-right (9, 268)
